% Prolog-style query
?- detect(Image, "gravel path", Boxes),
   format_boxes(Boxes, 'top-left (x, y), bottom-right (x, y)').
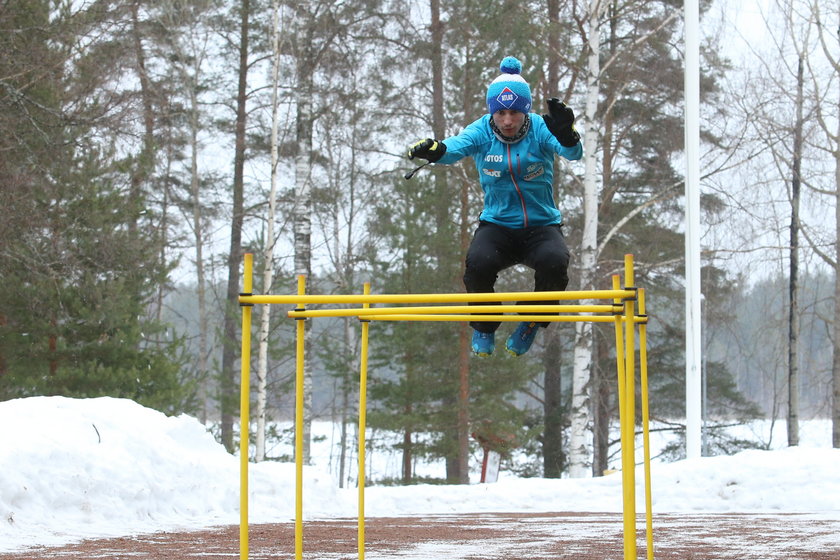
top-left (1, 512), bottom-right (838, 559)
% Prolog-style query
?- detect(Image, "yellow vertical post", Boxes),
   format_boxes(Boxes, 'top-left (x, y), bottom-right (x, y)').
top-left (639, 288), bottom-right (654, 560)
top-left (612, 273), bottom-right (633, 557)
top-left (294, 275), bottom-right (306, 560)
top-left (613, 275), bottom-right (633, 559)
top-left (239, 253), bottom-right (254, 560)
top-left (622, 254), bottom-right (637, 560)
top-left (358, 283), bottom-right (371, 560)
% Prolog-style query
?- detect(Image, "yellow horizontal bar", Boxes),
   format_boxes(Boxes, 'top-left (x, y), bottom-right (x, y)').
top-left (287, 304), bottom-right (620, 318)
top-left (240, 288), bottom-right (634, 306)
top-left (357, 314), bottom-right (622, 323)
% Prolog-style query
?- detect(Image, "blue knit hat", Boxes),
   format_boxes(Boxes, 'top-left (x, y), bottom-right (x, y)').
top-left (486, 56), bottom-right (532, 115)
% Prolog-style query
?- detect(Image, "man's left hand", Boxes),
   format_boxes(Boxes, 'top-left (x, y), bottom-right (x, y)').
top-left (543, 98), bottom-right (580, 147)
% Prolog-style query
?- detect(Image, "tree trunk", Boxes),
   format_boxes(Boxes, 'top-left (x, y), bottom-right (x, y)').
top-left (542, 0), bottom-right (564, 479)
top-left (0, 314), bottom-right (5, 376)
top-left (189, 81), bottom-right (209, 425)
top-left (402, 426), bottom-right (413, 483)
top-left (834, 105), bottom-right (840, 449)
top-left (255, 0), bottom-right (283, 462)
top-left (542, 327), bottom-right (564, 477)
top-left (546, 0), bottom-right (560, 95)
top-left (568, 0), bottom-right (603, 478)
top-left (457, 151), bottom-right (473, 484)
top-left (402, 366), bottom-right (414, 483)
top-left (787, 55), bottom-right (803, 447)
top-left (220, 0), bottom-right (250, 453)
top-left (427, 0), bottom-right (467, 483)
top-left (129, 1), bottom-right (155, 237)
top-left (338, 316), bottom-right (353, 488)
top-left (337, 94), bottom-right (361, 488)
top-left (592, 336), bottom-right (611, 476)
top-left (294, 59), bottom-right (314, 464)
top-left (456, 325), bottom-right (470, 483)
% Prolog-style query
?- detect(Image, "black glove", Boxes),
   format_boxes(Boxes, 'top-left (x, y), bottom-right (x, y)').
top-left (543, 98), bottom-right (580, 147)
top-left (407, 138), bottom-right (447, 163)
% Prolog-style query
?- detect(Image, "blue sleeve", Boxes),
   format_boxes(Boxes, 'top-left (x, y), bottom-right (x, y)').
top-left (436, 117), bottom-right (492, 165)
top-left (559, 141), bottom-right (583, 160)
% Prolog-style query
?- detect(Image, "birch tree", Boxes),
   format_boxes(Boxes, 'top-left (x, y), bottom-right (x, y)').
top-left (255, 0), bottom-right (286, 462)
top-left (568, 0), bottom-right (605, 478)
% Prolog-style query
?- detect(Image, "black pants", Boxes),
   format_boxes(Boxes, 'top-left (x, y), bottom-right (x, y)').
top-left (463, 221), bottom-right (570, 333)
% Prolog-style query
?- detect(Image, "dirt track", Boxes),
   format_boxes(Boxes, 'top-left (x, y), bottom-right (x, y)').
top-left (2, 512), bottom-right (839, 559)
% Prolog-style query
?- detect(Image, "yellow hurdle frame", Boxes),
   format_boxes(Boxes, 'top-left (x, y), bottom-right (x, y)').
top-left (237, 253), bottom-right (653, 560)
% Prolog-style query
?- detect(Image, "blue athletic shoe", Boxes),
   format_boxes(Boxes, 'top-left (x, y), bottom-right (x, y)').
top-left (471, 330), bottom-right (495, 357)
top-left (506, 322), bottom-right (539, 356)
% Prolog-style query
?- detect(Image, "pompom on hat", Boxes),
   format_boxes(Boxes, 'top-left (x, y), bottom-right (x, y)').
top-left (486, 56), bottom-right (532, 115)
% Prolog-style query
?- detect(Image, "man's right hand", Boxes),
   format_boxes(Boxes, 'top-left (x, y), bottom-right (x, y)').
top-left (407, 138), bottom-right (446, 162)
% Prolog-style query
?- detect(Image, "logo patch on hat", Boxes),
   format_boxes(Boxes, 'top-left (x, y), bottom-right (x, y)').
top-left (495, 87), bottom-right (519, 109)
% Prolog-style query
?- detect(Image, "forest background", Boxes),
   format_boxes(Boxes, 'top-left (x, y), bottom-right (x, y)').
top-left (1, 0), bottom-right (839, 485)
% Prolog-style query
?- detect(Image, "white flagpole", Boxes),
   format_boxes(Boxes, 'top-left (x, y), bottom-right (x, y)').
top-left (684, 0), bottom-right (702, 459)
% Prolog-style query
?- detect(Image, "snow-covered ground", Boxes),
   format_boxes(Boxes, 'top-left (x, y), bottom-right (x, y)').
top-left (1, 396), bottom-right (838, 553)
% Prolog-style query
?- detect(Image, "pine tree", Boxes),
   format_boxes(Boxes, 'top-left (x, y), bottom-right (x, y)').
top-left (0, 0), bottom-right (192, 413)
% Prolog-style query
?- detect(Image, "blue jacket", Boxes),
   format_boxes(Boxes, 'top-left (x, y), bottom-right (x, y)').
top-left (437, 114), bottom-right (582, 228)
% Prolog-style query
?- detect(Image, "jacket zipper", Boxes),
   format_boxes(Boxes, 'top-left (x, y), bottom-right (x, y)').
top-left (507, 145), bottom-right (528, 226)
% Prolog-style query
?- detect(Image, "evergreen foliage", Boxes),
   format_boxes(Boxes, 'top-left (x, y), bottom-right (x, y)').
top-left (0, 0), bottom-right (193, 414)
